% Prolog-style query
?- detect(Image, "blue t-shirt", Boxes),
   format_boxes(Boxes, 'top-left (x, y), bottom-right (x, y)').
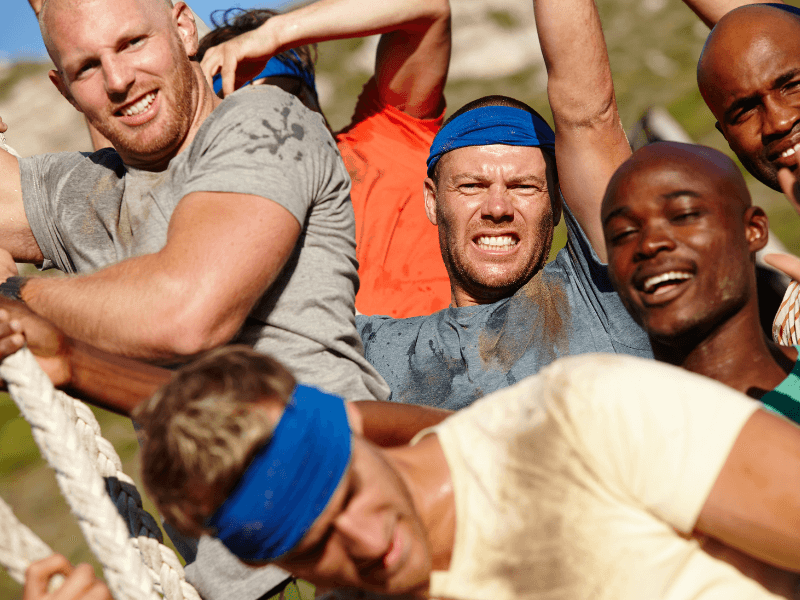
top-left (356, 207), bottom-right (653, 410)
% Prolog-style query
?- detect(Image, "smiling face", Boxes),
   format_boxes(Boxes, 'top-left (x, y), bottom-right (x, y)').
top-left (424, 144), bottom-right (560, 306)
top-left (602, 143), bottom-right (767, 347)
top-left (698, 7), bottom-right (800, 191)
top-left (273, 436), bottom-right (433, 595)
top-left (43, 0), bottom-right (199, 168)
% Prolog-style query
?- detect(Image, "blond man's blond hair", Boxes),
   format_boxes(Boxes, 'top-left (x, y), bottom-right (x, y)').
top-left (134, 346), bottom-right (296, 536)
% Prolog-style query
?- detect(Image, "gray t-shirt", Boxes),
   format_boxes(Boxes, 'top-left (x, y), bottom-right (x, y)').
top-left (19, 85), bottom-right (389, 403)
top-left (357, 207), bottom-right (653, 410)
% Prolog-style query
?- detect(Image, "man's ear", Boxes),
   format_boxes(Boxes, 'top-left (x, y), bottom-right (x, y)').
top-left (173, 1), bottom-right (199, 58)
top-left (345, 402), bottom-right (364, 435)
top-left (424, 177), bottom-right (438, 226)
top-left (48, 70), bottom-right (82, 113)
top-left (745, 205), bottom-right (769, 253)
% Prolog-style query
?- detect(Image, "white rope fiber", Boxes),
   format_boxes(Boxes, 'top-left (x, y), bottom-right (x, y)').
top-left (0, 348), bottom-right (161, 600)
top-left (0, 495), bottom-right (54, 586)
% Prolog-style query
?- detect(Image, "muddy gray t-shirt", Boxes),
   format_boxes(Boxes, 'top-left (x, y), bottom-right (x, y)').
top-left (357, 207), bottom-right (653, 410)
top-left (19, 85), bottom-right (389, 403)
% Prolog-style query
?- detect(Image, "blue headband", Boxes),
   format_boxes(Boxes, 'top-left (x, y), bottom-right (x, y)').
top-left (764, 3), bottom-right (800, 17)
top-left (427, 105), bottom-right (556, 177)
top-left (212, 50), bottom-right (317, 97)
top-left (207, 384), bottom-right (351, 561)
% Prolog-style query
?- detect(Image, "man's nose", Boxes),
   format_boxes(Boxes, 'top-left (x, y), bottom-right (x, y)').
top-left (102, 56), bottom-right (135, 98)
top-left (334, 513), bottom-right (391, 563)
top-left (762, 94), bottom-right (800, 140)
top-left (635, 222), bottom-right (676, 260)
top-left (481, 186), bottom-right (514, 221)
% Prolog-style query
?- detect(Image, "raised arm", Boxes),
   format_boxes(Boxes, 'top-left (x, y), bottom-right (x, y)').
top-left (681, 0), bottom-right (783, 28)
top-left (201, 0), bottom-right (450, 118)
top-left (16, 191), bottom-right (300, 361)
top-left (533, 0), bottom-right (628, 261)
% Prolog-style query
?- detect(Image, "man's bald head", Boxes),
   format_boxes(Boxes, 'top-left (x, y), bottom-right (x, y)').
top-left (697, 4), bottom-right (800, 190)
top-left (603, 142), bottom-right (752, 219)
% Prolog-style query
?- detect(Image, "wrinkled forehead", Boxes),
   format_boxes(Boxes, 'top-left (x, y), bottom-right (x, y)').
top-left (437, 144), bottom-right (550, 180)
top-left (603, 144), bottom-right (744, 215)
top-left (42, 0), bottom-right (171, 58)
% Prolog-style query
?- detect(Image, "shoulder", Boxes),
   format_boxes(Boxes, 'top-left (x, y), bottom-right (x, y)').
top-left (200, 86), bottom-right (332, 148)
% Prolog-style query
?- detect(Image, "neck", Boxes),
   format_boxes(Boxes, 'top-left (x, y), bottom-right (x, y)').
top-left (652, 303), bottom-right (795, 398)
top-left (123, 63), bottom-right (221, 171)
top-left (385, 434), bottom-right (455, 575)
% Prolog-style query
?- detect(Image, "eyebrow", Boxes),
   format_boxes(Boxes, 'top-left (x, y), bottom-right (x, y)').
top-left (602, 190), bottom-right (701, 225)
top-left (724, 67), bottom-right (800, 121)
top-left (452, 173), bottom-right (547, 186)
top-left (602, 206), bottom-right (630, 226)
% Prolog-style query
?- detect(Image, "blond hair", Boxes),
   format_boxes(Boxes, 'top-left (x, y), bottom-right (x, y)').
top-left (134, 346), bottom-right (296, 536)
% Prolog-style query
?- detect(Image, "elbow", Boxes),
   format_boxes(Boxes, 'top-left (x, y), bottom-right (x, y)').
top-left (551, 86), bottom-right (620, 131)
top-left (150, 295), bottom-right (245, 358)
top-left (160, 314), bottom-right (241, 358)
top-left (421, 0), bottom-right (450, 23)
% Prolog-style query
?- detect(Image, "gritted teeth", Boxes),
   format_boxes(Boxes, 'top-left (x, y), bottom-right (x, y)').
top-left (642, 271), bottom-right (693, 293)
top-left (119, 92), bottom-right (156, 117)
top-left (475, 234), bottom-right (518, 251)
top-left (781, 143), bottom-right (800, 159)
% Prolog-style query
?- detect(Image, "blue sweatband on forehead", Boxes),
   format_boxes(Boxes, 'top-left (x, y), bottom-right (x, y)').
top-left (207, 384), bottom-right (351, 561)
top-left (426, 105), bottom-right (556, 177)
top-left (765, 3), bottom-right (800, 17)
top-left (212, 49), bottom-right (317, 97)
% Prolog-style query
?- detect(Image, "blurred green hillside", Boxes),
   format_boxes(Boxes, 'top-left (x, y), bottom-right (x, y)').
top-left (2, 0), bottom-right (800, 597)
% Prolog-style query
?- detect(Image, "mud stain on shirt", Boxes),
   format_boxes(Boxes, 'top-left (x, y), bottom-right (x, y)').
top-left (478, 270), bottom-right (572, 372)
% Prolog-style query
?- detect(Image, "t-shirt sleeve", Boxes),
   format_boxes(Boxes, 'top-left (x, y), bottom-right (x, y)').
top-left (179, 87), bottom-right (349, 225)
top-left (18, 150), bottom-right (108, 272)
top-left (557, 202), bottom-right (652, 353)
top-left (545, 354), bottom-right (759, 534)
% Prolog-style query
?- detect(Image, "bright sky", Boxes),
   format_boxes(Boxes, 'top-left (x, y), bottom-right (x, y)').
top-left (2, 0), bottom-right (291, 61)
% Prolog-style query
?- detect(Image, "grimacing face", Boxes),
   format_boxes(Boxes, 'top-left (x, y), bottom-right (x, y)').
top-left (273, 436), bottom-right (433, 595)
top-left (424, 144), bottom-right (560, 306)
top-left (602, 147), bottom-right (766, 345)
top-left (699, 9), bottom-right (800, 191)
top-left (45, 0), bottom-right (198, 169)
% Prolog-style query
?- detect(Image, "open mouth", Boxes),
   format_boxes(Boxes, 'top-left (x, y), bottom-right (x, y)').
top-left (641, 271), bottom-right (694, 295)
top-left (474, 234), bottom-right (519, 252)
top-left (117, 91), bottom-right (157, 117)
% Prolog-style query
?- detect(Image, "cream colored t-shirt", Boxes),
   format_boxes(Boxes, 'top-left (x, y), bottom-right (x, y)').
top-left (426, 354), bottom-right (779, 600)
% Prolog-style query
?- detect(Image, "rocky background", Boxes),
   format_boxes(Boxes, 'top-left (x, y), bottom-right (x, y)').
top-left (1, 0), bottom-right (798, 597)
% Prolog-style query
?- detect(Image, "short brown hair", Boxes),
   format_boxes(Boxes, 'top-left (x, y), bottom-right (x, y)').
top-left (135, 346), bottom-right (296, 536)
top-left (431, 95), bottom-right (560, 205)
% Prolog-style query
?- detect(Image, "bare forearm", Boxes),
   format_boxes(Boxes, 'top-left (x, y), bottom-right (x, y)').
top-left (683, 0), bottom-right (782, 28)
top-left (267, 0), bottom-right (448, 53)
top-left (354, 400), bottom-right (452, 447)
top-left (21, 255), bottom-right (232, 361)
top-left (66, 339), bottom-right (170, 416)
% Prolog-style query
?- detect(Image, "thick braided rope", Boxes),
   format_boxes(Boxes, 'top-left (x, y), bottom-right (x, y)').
top-left (61, 392), bottom-right (201, 600)
top-left (0, 495), bottom-right (54, 585)
top-left (0, 120), bottom-right (199, 600)
top-left (774, 280), bottom-right (800, 345)
top-left (0, 347), bottom-right (160, 600)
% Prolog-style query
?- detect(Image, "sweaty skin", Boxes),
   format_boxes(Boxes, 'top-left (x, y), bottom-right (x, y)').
top-left (602, 142), bottom-right (797, 398)
top-left (697, 5), bottom-right (800, 191)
